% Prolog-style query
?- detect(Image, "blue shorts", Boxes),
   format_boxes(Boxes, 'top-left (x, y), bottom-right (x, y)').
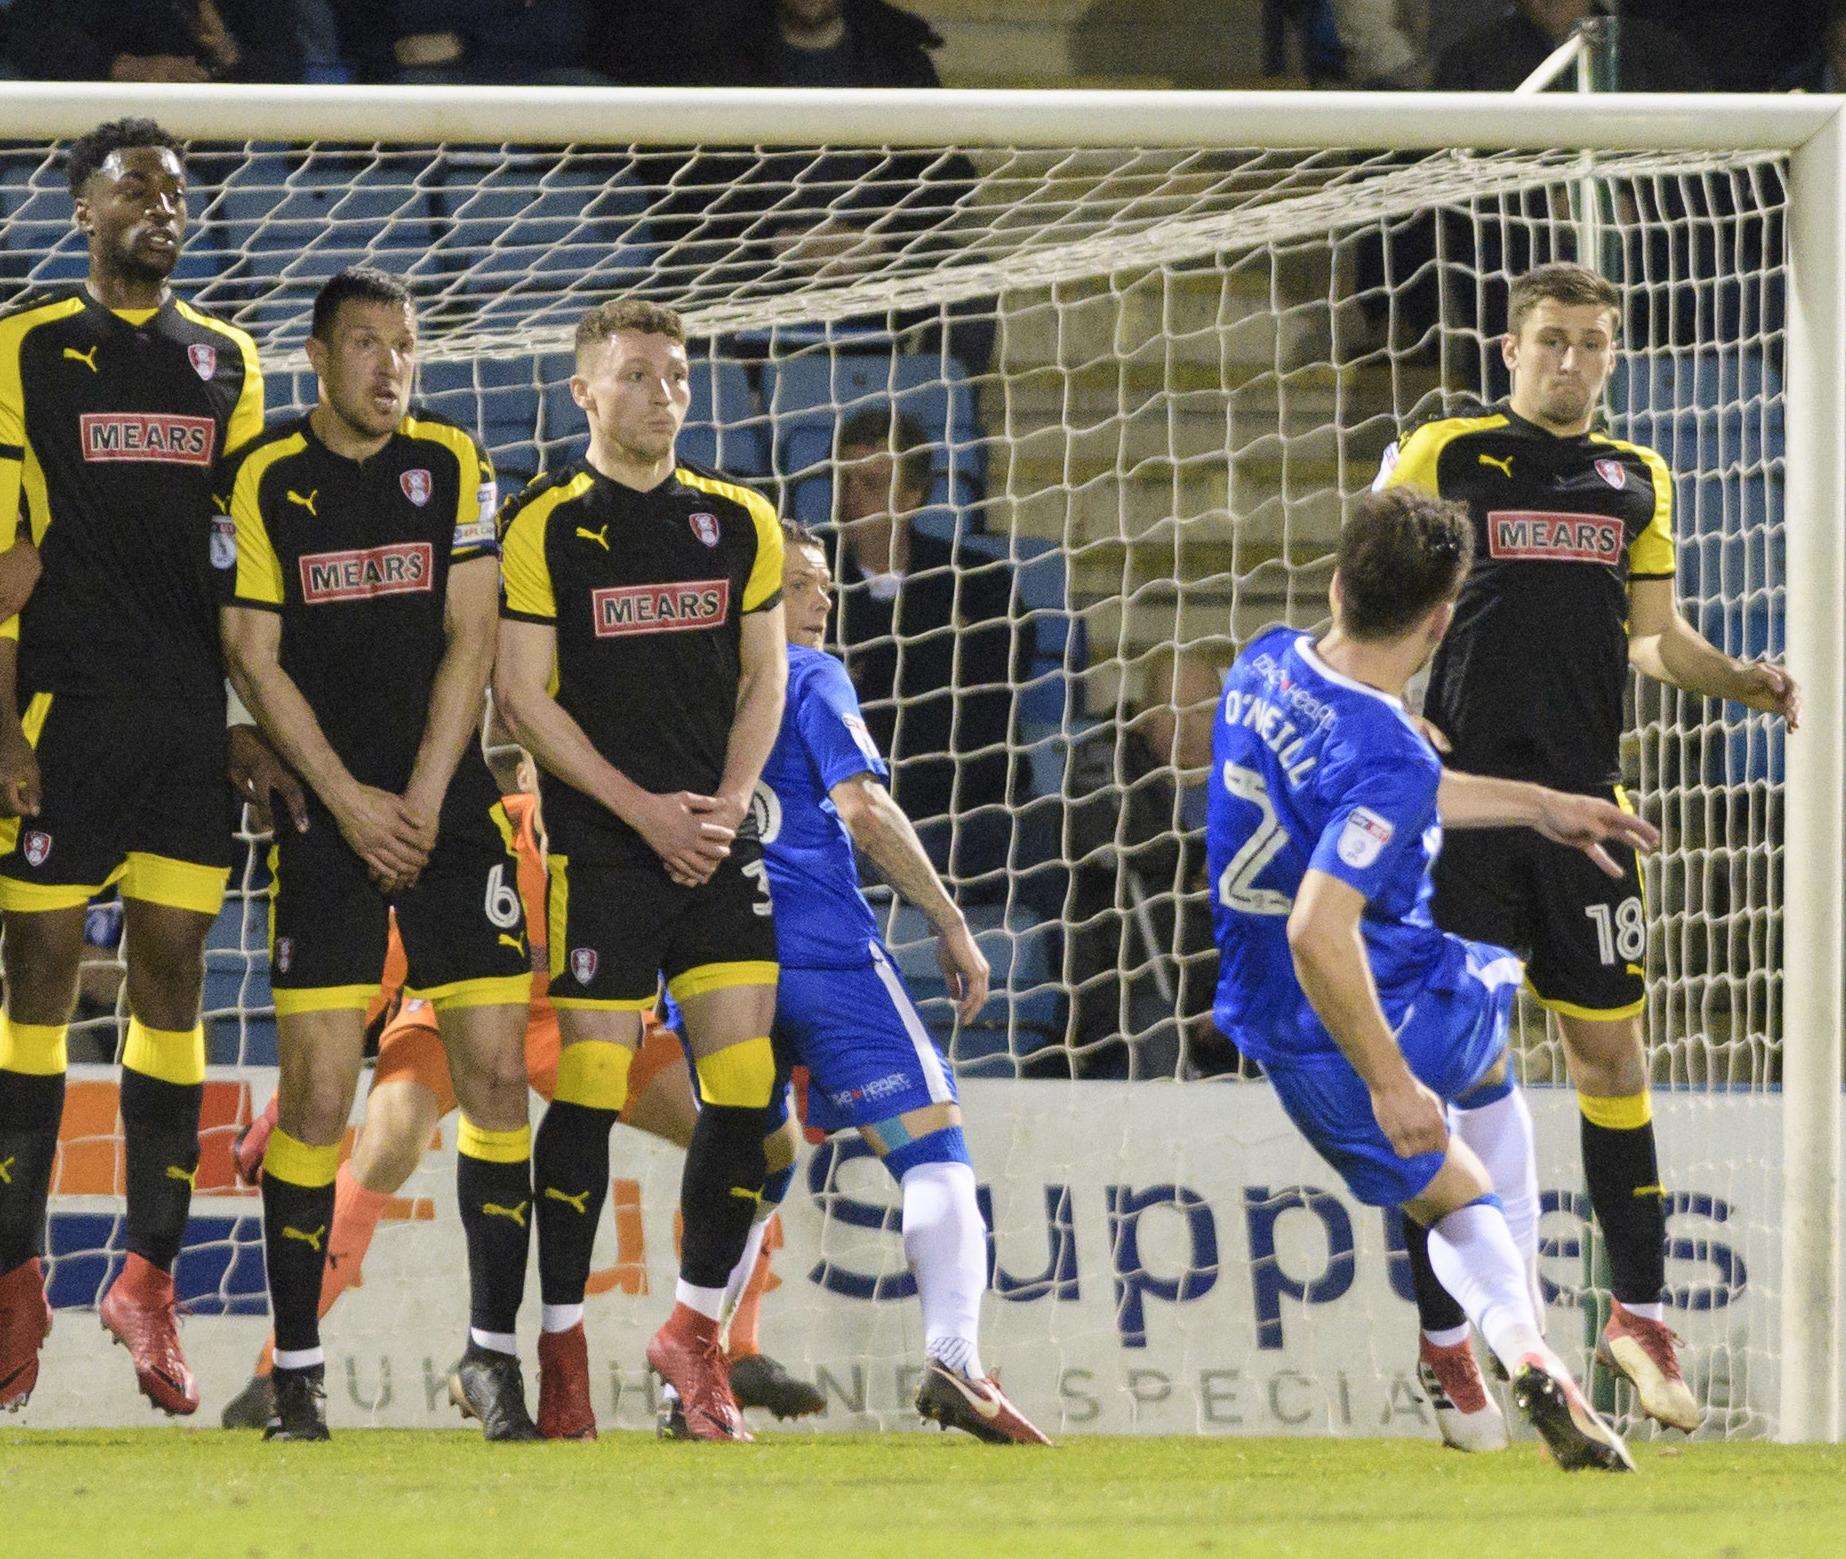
top-left (773, 941), bottom-right (959, 1136)
top-left (1262, 941), bottom-right (1521, 1207)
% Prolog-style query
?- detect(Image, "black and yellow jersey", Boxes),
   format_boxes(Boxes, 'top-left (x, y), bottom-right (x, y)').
top-left (0, 285), bottom-right (261, 702)
top-left (1375, 403), bottom-right (1675, 789)
top-left (218, 407), bottom-right (499, 819)
top-left (499, 458), bottom-right (783, 862)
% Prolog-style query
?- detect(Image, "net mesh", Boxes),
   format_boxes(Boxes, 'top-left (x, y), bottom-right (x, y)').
top-left (0, 133), bottom-right (1786, 1435)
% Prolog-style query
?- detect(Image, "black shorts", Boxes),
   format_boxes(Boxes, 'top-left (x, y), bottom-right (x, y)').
top-left (1432, 785), bottom-right (1646, 1020)
top-left (269, 794), bottom-right (532, 1017)
top-left (545, 837), bottom-right (777, 1011)
top-left (0, 694), bottom-right (234, 915)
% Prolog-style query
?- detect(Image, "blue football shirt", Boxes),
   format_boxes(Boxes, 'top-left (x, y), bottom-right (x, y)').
top-left (757, 644), bottom-right (890, 969)
top-left (1209, 626), bottom-right (1473, 1064)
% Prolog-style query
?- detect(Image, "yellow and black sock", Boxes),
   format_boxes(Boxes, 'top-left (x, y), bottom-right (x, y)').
top-left (119, 1020), bottom-right (205, 1271)
top-left (0, 1019), bottom-right (68, 1273)
top-left (1580, 1091), bottom-right (1667, 1306)
top-left (456, 1117), bottom-right (532, 1342)
top-left (261, 1128), bottom-right (340, 1356)
top-left (680, 1038), bottom-right (775, 1289)
top-left (534, 1042), bottom-right (629, 1308)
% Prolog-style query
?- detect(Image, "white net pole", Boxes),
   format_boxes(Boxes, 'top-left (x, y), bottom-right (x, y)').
top-left (1779, 105), bottom-right (1845, 1446)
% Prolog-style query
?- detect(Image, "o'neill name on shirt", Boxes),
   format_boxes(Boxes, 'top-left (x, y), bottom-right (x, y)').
top-left (1221, 686), bottom-right (1319, 787)
top-left (79, 412), bottom-right (215, 466)
top-left (592, 579), bottom-right (729, 638)
top-left (299, 541), bottom-right (435, 603)
top-left (1487, 511), bottom-right (1624, 565)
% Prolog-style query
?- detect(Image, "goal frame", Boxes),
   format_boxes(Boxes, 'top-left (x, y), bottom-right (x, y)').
top-left (1, 82), bottom-right (1838, 1442)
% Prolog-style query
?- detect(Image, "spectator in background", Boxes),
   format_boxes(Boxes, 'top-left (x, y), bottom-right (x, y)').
top-left (3, 0), bottom-right (311, 82)
top-left (1041, 646), bottom-right (1225, 1081)
top-left (1784, 0), bottom-right (1846, 92)
top-left (829, 408), bottom-right (1030, 887)
top-left (385, 0), bottom-right (605, 84)
top-left (1433, 1), bottom-right (1708, 93)
top-left (1326, 1), bottom-right (1480, 88)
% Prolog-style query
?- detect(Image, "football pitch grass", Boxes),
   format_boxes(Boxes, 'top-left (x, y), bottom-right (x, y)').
top-left (5, 1431), bottom-right (1845, 1557)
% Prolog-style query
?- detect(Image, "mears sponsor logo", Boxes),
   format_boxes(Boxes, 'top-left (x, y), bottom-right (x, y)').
top-left (80, 413), bottom-right (215, 466)
top-left (592, 579), bottom-right (729, 637)
top-left (1487, 510), bottom-right (1624, 565)
top-left (299, 541), bottom-right (434, 603)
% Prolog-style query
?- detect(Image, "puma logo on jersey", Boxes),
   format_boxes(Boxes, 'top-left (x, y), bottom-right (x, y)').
top-left (1478, 453), bottom-right (1514, 477)
top-left (576, 524), bottom-right (610, 551)
top-left (482, 1200), bottom-right (529, 1228)
top-left (498, 932), bottom-right (527, 957)
top-left (287, 489), bottom-right (319, 516)
top-left (544, 1186), bottom-right (590, 1215)
top-left (165, 1164), bottom-right (196, 1189)
top-left (728, 1185), bottom-right (764, 1207)
top-left (0, 1155), bottom-right (14, 1185)
top-left (282, 1224), bottom-right (326, 1252)
top-left (63, 345), bottom-right (99, 372)
top-left (1633, 1184), bottom-right (1666, 1199)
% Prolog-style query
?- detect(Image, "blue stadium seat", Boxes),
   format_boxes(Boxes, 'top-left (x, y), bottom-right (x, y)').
top-left (431, 154), bottom-right (660, 336)
top-left (953, 530), bottom-right (1082, 726)
top-left (763, 352), bottom-right (984, 500)
top-left (419, 357), bottom-right (541, 482)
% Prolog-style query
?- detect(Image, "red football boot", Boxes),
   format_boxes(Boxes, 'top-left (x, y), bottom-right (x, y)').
top-left (915, 1360), bottom-right (1052, 1445)
top-left (646, 1305), bottom-right (750, 1443)
top-left (0, 1257), bottom-right (53, 1411)
top-left (99, 1253), bottom-right (199, 1415)
top-left (1416, 1333), bottom-right (1509, 1452)
top-left (1598, 1301), bottom-right (1702, 1432)
top-left (536, 1322), bottom-right (597, 1440)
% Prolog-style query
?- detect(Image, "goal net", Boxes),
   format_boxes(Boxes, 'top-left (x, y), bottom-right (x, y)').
top-left (0, 91), bottom-right (1826, 1440)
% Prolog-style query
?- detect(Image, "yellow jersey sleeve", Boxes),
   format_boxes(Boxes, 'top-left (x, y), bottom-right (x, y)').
top-left (1375, 421), bottom-right (1450, 496)
top-left (739, 488), bottom-right (783, 613)
top-left (0, 320), bottom-right (25, 554)
top-left (500, 491), bottom-right (558, 622)
top-left (226, 443), bottom-right (292, 608)
top-left (1624, 444), bottom-right (1676, 579)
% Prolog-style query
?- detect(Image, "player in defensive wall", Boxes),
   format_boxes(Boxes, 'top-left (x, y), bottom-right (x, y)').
top-left (1375, 263), bottom-right (1800, 1445)
top-left (1210, 487), bottom-right (1658, 1472)
top-left (0, 117), bottom-right (301, 1419)
top-left (220, 741), bottom-right (827, 1436)
top-left (218, 267), bottom-right (538, 1441)
top-left (494, 297), bottom-right (787, 1443)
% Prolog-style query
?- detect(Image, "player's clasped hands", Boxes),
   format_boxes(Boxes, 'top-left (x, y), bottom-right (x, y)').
top-left (638, 790), bottom-right (735, 888)
top-left (1370, 1076), bottom-right (1449, 1160)
top-left (334, 783), bottom-right (431, 893)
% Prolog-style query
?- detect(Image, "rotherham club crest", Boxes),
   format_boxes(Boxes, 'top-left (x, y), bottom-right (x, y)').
top-left (570, 947), bottom-right (599, 984)
top-left (188, 342), bottom-right (217, 380)
top-left (1594, 457), bottom-right (1626, 489)
top-left (689, 511), bottom-right (720, 548)
top-left (22, 830), bottom-right (50, 868)
top-left (401, 469), bottom-right (433, 507)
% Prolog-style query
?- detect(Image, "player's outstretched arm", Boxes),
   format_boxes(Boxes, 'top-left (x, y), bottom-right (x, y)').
top-left (1287, 868), bottom-right (1446, 1159)
top-left (401, 554), bottom-right (500, 854)
top-left (831, 774), bottom-right (990, 1023)
top-left (1627, 575), bottom-right (1801, 728)
top-left (492, 618), bottom-right (732, 886)
top-left (221, 604), bottom-right (429, 887)
top-left (1436, 770), bottom-right (1660, 877)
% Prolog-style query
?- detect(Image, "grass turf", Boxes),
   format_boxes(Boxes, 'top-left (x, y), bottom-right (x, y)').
top-left (5, 1431), bottom-right (1843, 1557)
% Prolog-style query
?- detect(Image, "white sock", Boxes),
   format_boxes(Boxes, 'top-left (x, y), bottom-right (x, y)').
top-left (1623, 1301), bottom-right (1666, 1323)
top-left (541, 1302), bottom-right (584, 1334)
top-left (901, 1161), bottom-right (985, 1381)
top-left (470, 1328), bottom-right (518, 1357)
top-left (674, 1279), bottom-right (728, 1323)
top-left (719, 1214), bottom-right (772, 1335)
top-left (274, 1345), bottom-right (325, 1371)
top-left (1454, 1085), bottom-right (1542, 1316)
top-left (1426, 1201), bottom-right (1564, 1379)
top-left (1421, 1323), bottom-right (1471, 1350)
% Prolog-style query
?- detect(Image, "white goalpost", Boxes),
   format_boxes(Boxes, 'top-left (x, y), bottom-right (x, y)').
top-left (0, 83), bottom-right (1838, 1443)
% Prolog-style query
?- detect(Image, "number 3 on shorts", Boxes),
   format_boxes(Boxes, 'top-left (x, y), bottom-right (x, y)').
top-left (484, 862), bottom-right (521, 929)
top-left (742, 857), bottom-right (773, 917)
